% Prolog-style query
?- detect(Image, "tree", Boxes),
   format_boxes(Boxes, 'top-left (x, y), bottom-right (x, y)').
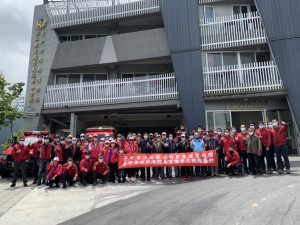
top-left (1, 129), bottom-right (23, 151)
top-left (0, 71), bottom-right (25, 141)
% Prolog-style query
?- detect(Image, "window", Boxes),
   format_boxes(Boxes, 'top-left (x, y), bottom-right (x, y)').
top-left (207, 53), bottom-right (222, 67)
top-left (56, 75), bottom-right (68, 84)
top-left (68, 74), bottom-right (81, 84)
top-left (59, 36), bottom-right (69, 43)
top-left (95, 74), bottom-right (108, 81)
top-left (70, 35), bottom-right (83, 41)
top-left (82, 74), bottom-right (95, 83)
top-left (85, 35), bottom-right (97, 40)
top-left (233, 5), bottom-right (257, 15)
top-left (207, 111), bottom-right (231, 131)
top-left (204, 6), bottom-right (214, 22)
top-left (122, 74), bottom-right (134, 79)
top-left (256, 52), bottom-right (270, 63)
top-left (240, 52), bottom-right (255, 64)
top-left (223, 53), bottom-right (238, 66)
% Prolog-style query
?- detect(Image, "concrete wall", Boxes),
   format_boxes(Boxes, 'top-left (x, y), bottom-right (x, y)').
top-left (23, 4), bottom-right (60, 131)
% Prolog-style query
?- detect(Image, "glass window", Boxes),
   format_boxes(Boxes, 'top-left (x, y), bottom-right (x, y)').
top-left (207, 53), bottom-right (222, 67)
top-left (135, 73), bottom-right (146, 78)
top-left (95, 74), bottom-right (108, 81)
top-left (68, 74), bottom-right (81, 84)
top-left (85, 35), bottom-right (97, 40)
top-left (122, 74), bottom-right (134, 79)
top-left (207, 112), bottom-right (214, 130)
top-left (240, 52), bottom-right (255, 64)
top-left (82, 74), bottom-right (95, 83)
top-left (204, 6), bottom-right (214, 22)
top-left (250, 5), bottom-right (257, 12)
top-left (233, 6), bottom-right (240, 15)
top-left (59, 36), bottom-right (69, 43)
top-left (223, 53), bottom-right (238, 66)
top-left (70, 35), bottom-right (83, 41)
top-left (214, 112), bottom-right (231, 131)
top-left (256, 52), bottom-right (271, 63)
top-left (55, 75), bottom-right (68, 84)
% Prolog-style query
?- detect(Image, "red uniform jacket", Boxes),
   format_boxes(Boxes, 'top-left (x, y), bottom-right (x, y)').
top-left (79, 158), bottom-right (92, 173)
top-left (92, 161), bottom-right (110, 174)
top-left (12, 145), bottom-right (30, 162)
top-left (118, 141), bottom-right (129, 151)
top-left (53, 143), bottom-right (64, 162)
top-left (236, 132), bottom-right (249, 151)
top-left (40, 143), bottom-right (53, 160)
top-left (102, 147), bottom-right (119, 164)
top-left (225, 151), bottom-right (241, 166)
top-left (270, 124), bottom-right (288, 146)
top-left (63, 163), bottom-right (79, 176)
top-left (81, 147), bottom-right (89, 160)
top-left (255, 128), bottom-right (271, 147)
top-left (29, 141), bottom-right (43, 158)
top-left (221, 136), bottom-right (236, 155)
top-left (231, 133), bottom-right (238, 151)
top-left (127, 144), bottom-right (139, 154)
top-left (89, 142), bottom-right (101, 160)
top-left (47, 163), bottom-right (62, 179)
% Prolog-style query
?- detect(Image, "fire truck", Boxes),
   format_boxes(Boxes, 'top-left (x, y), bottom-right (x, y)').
top-left (85, 126), bottom-right (118, 140)
top-left (0, 131), bottom-right (49, 178)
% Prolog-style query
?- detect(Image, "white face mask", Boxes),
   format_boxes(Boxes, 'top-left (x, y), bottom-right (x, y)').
top-left (68, 161), bottom-right (72, 165)
top-left (85, 156), bottom-right (89, 160)
top-left (19, 141), bottom-right (24, 145)
top-left (44, 139), bottom-right (49, 143)
top-left (99, 159), bottom-right (103, 163)
top-left (120, 150), bottom-right (124, 154)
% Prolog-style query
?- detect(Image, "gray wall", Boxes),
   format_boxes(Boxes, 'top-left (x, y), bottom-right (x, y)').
top-left (160, 0), bottom-right (205, 131)
top-left (256, 0), bottom-right (300, 131)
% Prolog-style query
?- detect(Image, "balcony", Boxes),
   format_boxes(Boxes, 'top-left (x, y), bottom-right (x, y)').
top-left (46, 0), bottom-right (160, 29)
top-left (203, 61), bottom-right (284, 95)
top-left (199, 0), bottom-right (226, 4)
top-left (43, 73), bottom-right (178, 108)
top-left (200, 12), bottom-right (267, 50)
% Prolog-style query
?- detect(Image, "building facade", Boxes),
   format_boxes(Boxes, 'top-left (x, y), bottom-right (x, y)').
top-left (23, 0), bottom-right (300, 154)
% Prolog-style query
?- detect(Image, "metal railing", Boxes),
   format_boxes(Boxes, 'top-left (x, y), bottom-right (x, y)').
top-left (200, 12), bottom-right (267, 50)
top-left (43, 73), bottom-right (178, 108)
top-left (203, 61), bottom-right (284, 95)
top-left (199, 0), bottom-right (226, 4)
top-left (46, 0), bottom-right (160, 29)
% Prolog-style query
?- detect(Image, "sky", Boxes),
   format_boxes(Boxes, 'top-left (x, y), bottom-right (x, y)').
top-left (0, 0), bottom-right (42, 95)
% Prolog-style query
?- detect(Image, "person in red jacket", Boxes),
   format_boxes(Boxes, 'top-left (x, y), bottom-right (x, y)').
top-left (52, 135), bottom-right (66, 165)
top-left (270, 120), bottom-right (290, 174)
top-left (28, 134), bottom-right (43, 184)
top-left (11, 137), bottom-right (30, 187)
top-left (236, 125), bottom-right (249, 173)
top-left (225, 146), bottom-right (243, 176)
top-left (255, 121), bottom-right (272, 174)
top-left (221, 129), bottom-right (236, 155)
top-left (81, 139), bottom-right (90, 160)
top-left (37, 136), bottom-right (54, 186)
top-left (46, 157), bottom-right (62, 188)
top-left (89, 135), bottom-right (101, 165)
top-left (80, 152), bottom-right (93, 186)
top-left (62, 157), bottom-right (79, 188)
top-left (102, 140), bottom-right (119, 183)
top-left (267, 122), bottom-right (277, 170)
top-left (92, 154), bottom-right (110, 185)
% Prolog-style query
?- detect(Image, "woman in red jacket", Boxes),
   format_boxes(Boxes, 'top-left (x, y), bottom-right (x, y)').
top-left (103, 140), bottom-right (119, 183)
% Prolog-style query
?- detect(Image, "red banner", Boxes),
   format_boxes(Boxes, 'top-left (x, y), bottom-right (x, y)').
top-left (118, 151), bottom-right (218, 169)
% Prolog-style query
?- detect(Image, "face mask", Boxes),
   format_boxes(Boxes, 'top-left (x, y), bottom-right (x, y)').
top-left (84, 143), bottom-right (88, 146)
top-left (19, 141), bottom-right (24, 145)
top-left (213, 131), bottom-right (217, 134)
top-left (195, 136), bottom-right (199, 139)
top-left (68, 161), bottom-right (72, 164)
top-left (77, 143), bottom-right (81, 146)
top-left (177, 136), bottom-right (180, 138)
top-left (128, 134), bottom-right (132, 138)
top-left (85, 156), bottom-right (89, 160)
top-left (268, 125), bottom-right (273, 129)
top-left (120, 150), bottom-right (124, 154)
top-left (80, 137), bottom-right (84, 140)
top-left (55, 138), bottom-right (59, 142)
top-left (182, 132), bottom-right (186, 135)
top-left (44, 139), bottom-right (49, 143)
top-left (250, 126), bottom-right (255, 129)
top-left (121, 138), bottom-right (125, 141)
top-left (72, 141), bottom-right (76, 144)
top-left (197, 129), bottom-right (202, 132)
top-left (232, 129), bottom-right (236, 133)
top-left (241, 128), bottom-right (246, 132)
top-left (217, 132), bottom-right (222, 135)
top-left (225, 133), bottom-right (229, 136)
top-left (132, 136), bottom-right (136, 139)
top-left (169, 137), bottom-right (173, 141)
top-left (259, 125), bottom-right (264, 129)
top-left (162, 135), bottom-right (166, 139)
top-left (60, 141), bottom-right (65, 144)
top-left (38, 138), bottom-right (42, 142)
top-left (99, 159), bottom-right (103, 163)
top-left (189, 136), bottom-right (193, 139)
top-left (117, 138), bottom-right (121, 141)
top-left (182, 138), bottom-right (186, 141)
top-left (273, 122), bottom-right (278, 127)
top-left (181, 127), bottom-right (184, 130)
top-left (157, 138), bottom-right (161, 142)
top-left (144, 136), bottom-right (148, 139)
top-left (203, 136), bottom-right (207, 139)
top-left (249, 132), bottom-right (254, 136)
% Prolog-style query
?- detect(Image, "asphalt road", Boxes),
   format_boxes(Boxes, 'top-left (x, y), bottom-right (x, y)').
top-left (61, 159), bottom-right (300, 225)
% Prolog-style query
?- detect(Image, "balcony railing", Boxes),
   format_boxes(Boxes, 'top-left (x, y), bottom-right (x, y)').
top-left (46, 0), bottom-right (160, 29)
top-left (200, 12), bottom-right (267, 50)
top-left (199, 0), bottom-right (226, 4)
top-left (203, 61), bottom-right (284, 95)
top-left (43, 73), bottom-right (178, 108)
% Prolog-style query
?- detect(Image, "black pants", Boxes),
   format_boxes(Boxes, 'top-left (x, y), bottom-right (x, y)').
top-left (225, 163), bottom-right (242, 174)
top-left (218, 149), bottom-right (224, 171)
top-left (49, 176), bottom-right (60, 187)
top-left (240, 150), bottom-right (248, 171)
top-left (81, 172), bottom-right (93, 184)
top-left (62, 172), bottom-right (77, 186)
top-left (141, 167), bottom-right (151, 180)
top-left (33, 158), bottom-right (39, 180)
top-left (13, 161), bottom-right (27, 183)
top-left (248, 153), bottom-right (260, 174)
top-left (108, 163), bottom-right (118, 182)
top-left (93, 172), bottom-right (108, 182)
top-left (269, 145), bottom-right (276, 169)
top-left (181, 166), bottom-right (191, 177)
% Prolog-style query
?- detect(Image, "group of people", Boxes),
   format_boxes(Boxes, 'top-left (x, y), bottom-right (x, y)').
top-left (10, 118), bottom-right (291, 188)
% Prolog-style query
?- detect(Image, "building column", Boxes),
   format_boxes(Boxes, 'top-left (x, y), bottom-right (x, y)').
top-left (70, 113), bottom-right (77, 137)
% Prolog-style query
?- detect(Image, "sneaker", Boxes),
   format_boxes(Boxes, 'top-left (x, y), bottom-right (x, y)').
top-left (23, 182), bottom-right (27, 187)
top-left (101, 180), bottom-right (106, 184)
top-left (10, 182), bottom-right (16, 187)
top-left (132, 177), bottom-right (136, 182)
top-left (37, 180), bottom-right (41, 186)
top-left (278, 170), bottom-right (283, 174)
top-left (286, 169), bottom-right (291, 174)
top-left (122, 179), bottom-right (126, 183)
top-left (63, 185), bottom-right (67, 189)
top-left (42, 179), bottom-right (45, 185)
top-left (33, 179), bottom-right (37, 184)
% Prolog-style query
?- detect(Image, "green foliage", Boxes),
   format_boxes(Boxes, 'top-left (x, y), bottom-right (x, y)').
top-left (1, 129), bottom-right (23, 151)
top-left (0, 71), bottom-right (25, 137)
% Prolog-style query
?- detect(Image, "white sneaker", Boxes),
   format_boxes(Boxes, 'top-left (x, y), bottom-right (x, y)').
top-left (132, 177), bottom-right (135, 181)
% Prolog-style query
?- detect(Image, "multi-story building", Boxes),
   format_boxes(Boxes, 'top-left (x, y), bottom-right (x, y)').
top-left (23, 0), bottom-right (300, 154)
